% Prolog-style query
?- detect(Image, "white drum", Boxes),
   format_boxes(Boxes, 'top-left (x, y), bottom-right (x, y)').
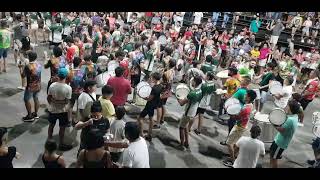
top-left (313, 123), bottom-right (320, 138)
top-left (216, 70), bottom-right (230, 79)
top-left (107, 60), bottom-right (119, 77)
top-left (137, 81), bottom-right (152, 98)
top-left (254, 112), bottom-right (277, 143)
top-left (215, 89), bottom-right (227, 95)
top-left (269, 81), bottom-right (283, 95)
top-left (175, 83), bottom-right (190, 100)
top-left (96, 72), bottom-right (112, 88)
top-left (224, 97), bottom-right (241, 115)
top-left (312, 112), bottom-right (320, 125)
top-left (269, 108), bottom-right (287, 126)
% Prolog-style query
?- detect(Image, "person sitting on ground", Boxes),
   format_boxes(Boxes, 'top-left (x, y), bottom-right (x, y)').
top-left (77, 129), bottom-right (113, 168)
top-left (0, 127), bottom-right (21, 168)
top-left (233, 125), bottom-right (265, 168)
top-left (42, 139), bottom-right (66, 168)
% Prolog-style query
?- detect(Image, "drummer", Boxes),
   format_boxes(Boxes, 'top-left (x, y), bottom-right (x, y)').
top-left (177, 76), bottom-right (203, 151)
top-left (300, 69), bottom-right (320, 110)
top-left (223, 90), bottom-right (257, 167)
top-left (188, 71), bottom-right (216, 135)
top-left (218, 67), bottom-right (240, 118)
top-left (200, 55), bottom-right (216, 75)
top-left (137, 72), bottom-right (162, 142)
top-left (258, 62), bottom-right (276, 112)
top-left (273, 76), bottom-right (294, 110)
top-left (270, 100), bottom-right (301, 168)
top-left (184, 61), bottom-right (205, 84)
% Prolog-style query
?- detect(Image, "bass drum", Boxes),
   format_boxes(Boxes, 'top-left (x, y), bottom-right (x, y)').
top-left (175, 83), bottom-right (190, 100)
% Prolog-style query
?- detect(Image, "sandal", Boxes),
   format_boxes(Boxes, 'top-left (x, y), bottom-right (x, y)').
top-left (194, 129), bottom-right (201, 135)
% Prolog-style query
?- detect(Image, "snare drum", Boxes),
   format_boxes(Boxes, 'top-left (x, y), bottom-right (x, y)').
top-left (269, 108), bottom-right (287, 126)
top-left (312, 112), bottom-right (320, 125)
top-left (224, 97), bottom-right (241, 115)
top-left (216, 70), bottom-right (230, 79)
top-left (269, 81), bottom-right (283, 95)
top-left (175, 83), bottom-right (190, 100)
top-left (136, 81), bottom-right (152, 98)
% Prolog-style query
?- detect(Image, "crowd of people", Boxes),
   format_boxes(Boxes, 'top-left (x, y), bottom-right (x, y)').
top-left (0, 12), bottom-right (320, 168)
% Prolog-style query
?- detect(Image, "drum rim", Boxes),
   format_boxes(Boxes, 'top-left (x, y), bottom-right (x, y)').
top-left (137, 84), bottom-right (152, 98)
top-left (269, 108), bottom-right (286, 125)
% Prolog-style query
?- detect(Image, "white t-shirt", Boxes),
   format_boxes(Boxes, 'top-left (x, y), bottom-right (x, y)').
top-left (274, 85), bottom-right (292, 109)
top-left (77, 92), bottom-right (97, 110)
top-left (109, 119), bottom-right (127, 153)
top-left (193, 12), bottom-right (203, 25)
top-left (121, 137), bottom-right (150, 168)
top-left (48, 82), bottom-right (72, 114)
top-left (233, 136), bottom-right (265, 168)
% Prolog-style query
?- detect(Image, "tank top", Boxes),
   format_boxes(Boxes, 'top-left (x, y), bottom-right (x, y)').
top-left (42, 154), bottom-right (63, 168)
top-left (83, 151), bottom-right (109, 168)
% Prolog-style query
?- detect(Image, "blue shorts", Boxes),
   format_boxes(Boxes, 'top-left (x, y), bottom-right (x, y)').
top-left (0, 48), bottom-right (8, 59)
top-left (23, 89), bottom-right (40, 102)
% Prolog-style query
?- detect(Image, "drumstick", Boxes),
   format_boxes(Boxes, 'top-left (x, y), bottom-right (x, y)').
top-left (197, 44), bottom-right (202, 61)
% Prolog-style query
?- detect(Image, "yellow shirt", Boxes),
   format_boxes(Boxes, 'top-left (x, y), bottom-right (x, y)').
top-left (250, 49), bottom-right (260, 59)
top-left (224, 77), bottom-right (240, 96)
top-left (99, 97), bottom-right (115, 122)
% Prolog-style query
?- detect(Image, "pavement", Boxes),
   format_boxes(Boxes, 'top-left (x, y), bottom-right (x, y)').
top-left (0, 43), bottom-right (318, 168)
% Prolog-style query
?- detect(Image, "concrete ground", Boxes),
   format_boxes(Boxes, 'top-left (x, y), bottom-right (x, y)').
top-left (0, 40), bottom-right (318, 168)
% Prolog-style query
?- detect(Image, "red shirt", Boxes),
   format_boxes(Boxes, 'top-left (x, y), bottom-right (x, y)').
top-left (184, 31), bottom-right (193, 39)
top-left (107, 76), bottom-right (132, 106)
top-left (236, 104), bottom-right (252, 128)
top-left (120, 59), bottom-right (129, 79)
top-left (304, 79), bottom-right (320, 100)
top-left (145, 12), bottom-right (153, 17)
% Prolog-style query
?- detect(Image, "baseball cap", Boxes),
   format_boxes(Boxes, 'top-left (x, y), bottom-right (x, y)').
top-left (58, 68), bottom-right (69, 78)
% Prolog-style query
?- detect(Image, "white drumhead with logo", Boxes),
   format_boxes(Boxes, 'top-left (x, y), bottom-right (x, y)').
top-left (313, 122), bottom-right (320, 138)
top-left (137, 81), bottom-right (152, 98)
top-left (269, 108), bottom-right (287, 126)
top-left (175, 83), bottom-right (190, 100)
top-left (224, 97), bottom-right (241, 115)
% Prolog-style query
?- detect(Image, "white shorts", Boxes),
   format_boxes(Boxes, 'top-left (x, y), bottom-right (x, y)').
top-left (270, 35), bottom-right (279, 46)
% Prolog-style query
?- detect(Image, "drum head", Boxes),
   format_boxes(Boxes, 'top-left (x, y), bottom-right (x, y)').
top-left (269, 81), bottom-right (282, 95)
top-left (269, 108), bottom-right (287, 125)
top-left (312, 123), bottom-right (320, 138)
top-left (224, 98), bottom-right (240, 109)
top-left (216, 70), bottom-right (230, 79)
top-left (226, 104), bottom-right (242, 115)
top-left (215, 89), bottom-right (227, 95)
top-left (137, 82), bottom-right (152, 98)
top-left (175, 84), bottom-right (190, 100)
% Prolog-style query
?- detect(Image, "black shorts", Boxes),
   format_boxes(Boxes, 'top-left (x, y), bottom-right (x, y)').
top-left (139, 106), bottom-right (155, 118)
top-left (270, 141), bottom-right (285, 160)
top-left (48, 112), bottom-right (69, 127)
top-left (49, 41), bottom-right (61, 47)
top-left (160, 98), bottom-right (168, 106)
top-left (196, 107), bottom-right (206, 115)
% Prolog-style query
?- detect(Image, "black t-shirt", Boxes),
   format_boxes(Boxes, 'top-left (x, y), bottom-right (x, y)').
top-left (80, 117), bottom-right (110, 144)
top-left (146, 84), bottom-right (162, 109)
top-left (0, 146), bottom-right (16, 168)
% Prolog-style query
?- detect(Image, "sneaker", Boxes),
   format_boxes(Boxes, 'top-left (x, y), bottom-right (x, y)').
top-left (153, 124), bottom-right (161, 129)
top-left (31, 112), bottom-right (39, 120)
top-left (22, 115), bottom-right (35, 122)
top-left (160, 120), bottom-right (165, 125)
top-left (223, 160), bottom-right (234, 168)
top-left (194, 129), bottom-right (201, 135)
top-left (17, 86), bottom-right (25, 90)
top-left (2, 69), bottom-right (6, 73)
top-left (59, 144), bottom-right (73, 151)
top-left (307, 160), bottom-right (315, 166)
top-left (184, 143), bottom-right (190, 149)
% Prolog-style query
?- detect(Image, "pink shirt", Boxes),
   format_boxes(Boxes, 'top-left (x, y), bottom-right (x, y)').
top-left (107, 76), bottom-right (132, 106)
top-left (108, 17), bottom-right (116, 30)
top-left (259, 48), bottom-right (270, 60)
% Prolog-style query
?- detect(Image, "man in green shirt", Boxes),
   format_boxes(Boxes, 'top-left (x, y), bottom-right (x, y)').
top-left (122, 35), bottom-right (134, 53)
top-left (258, 62), bottom-right (275, 112)
top-left (0, 20), bottom-right (11, 73)
top-left (201, 55), bottom-right (216, 74)
top-left (178, 76), bottom-right (203, 151)
top-left (270, 100), bottom-right (300, 168)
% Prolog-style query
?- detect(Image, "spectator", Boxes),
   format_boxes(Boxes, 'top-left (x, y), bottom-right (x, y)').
top-left (42, 139), bottom-right (66, 168)
top-left (0, 127), bottom-right (21, 168)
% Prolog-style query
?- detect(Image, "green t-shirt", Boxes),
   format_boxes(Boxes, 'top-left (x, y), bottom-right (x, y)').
top-left (0, 29), bottom-right (11, 49)
top-left (232, 88), bottom-right (247, 105)
top-left (201, 81), bottom-right (216, 96)
top-left (30, 13), bottom-right (38, 23)
top-left (62, 18), bottom-right (72, 27)
top-left (187, 87), bottom-right (203, 103)
top-left (201, 63), bottom-right (216, 74)
top-left (274, 115), bottom-right (298, 149)
top-left (122, 43), bottom-right (134, 52)
top-left (42, 12), bottom-right (51, 20)
top-left (259, 72), bottom-right (274, 91)
top-left (49, 23), bottom-right (63, 32)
